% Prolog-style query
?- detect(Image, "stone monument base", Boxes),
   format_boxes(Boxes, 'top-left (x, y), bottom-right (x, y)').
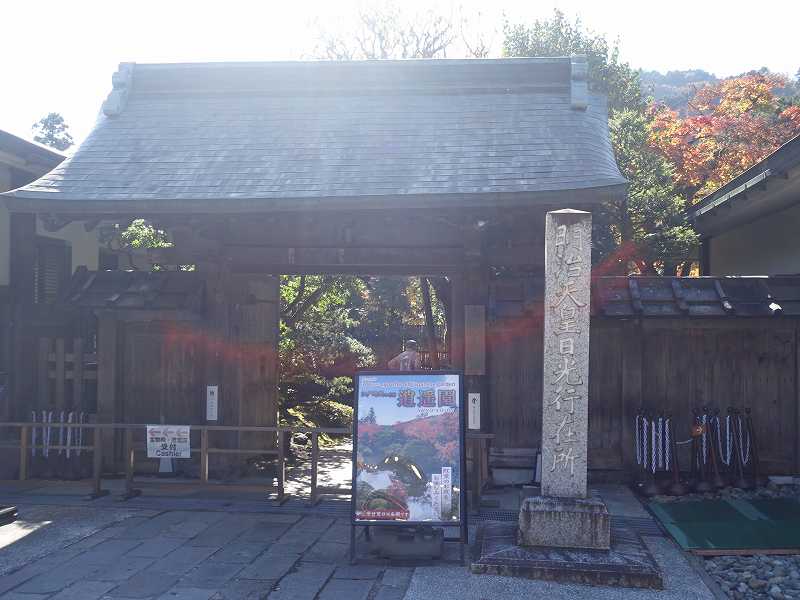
top-left (471, 521), bottom-right (663, 589)
top-left (517, 496), bottom-right (610, 550)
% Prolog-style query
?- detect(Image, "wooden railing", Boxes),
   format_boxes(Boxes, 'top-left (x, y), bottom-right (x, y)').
top-left (0, 422), bottom-right (351, 504)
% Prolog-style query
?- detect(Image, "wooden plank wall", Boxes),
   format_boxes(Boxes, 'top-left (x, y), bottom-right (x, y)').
top-left (120, 322), bottom-right (204, 426)
top-left (488, 315), bottom-right (800, 476)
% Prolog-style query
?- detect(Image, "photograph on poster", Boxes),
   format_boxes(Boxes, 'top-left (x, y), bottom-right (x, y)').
top-left (354, 372), bottom-right (461, 523)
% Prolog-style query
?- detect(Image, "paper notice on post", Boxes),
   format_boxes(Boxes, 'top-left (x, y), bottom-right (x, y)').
top-left (147, 425), bottom-right (191, 459)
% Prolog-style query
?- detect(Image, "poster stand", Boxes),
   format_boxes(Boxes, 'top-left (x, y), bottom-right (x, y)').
top-left (349, 370), bottom-right (467, 563)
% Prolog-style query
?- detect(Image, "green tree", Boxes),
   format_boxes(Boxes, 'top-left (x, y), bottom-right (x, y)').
top-left (504, 10), bottom-right (697, 274)
top-left (32, 112), bottom-right (74, 151)
top-left (503, 10), bottom-right (642, 113)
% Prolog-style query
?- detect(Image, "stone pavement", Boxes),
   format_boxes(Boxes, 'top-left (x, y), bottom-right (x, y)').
top-left (0, 484), bottom-right (718, 600)
top-left (0, 507), bottom-right (410, 600)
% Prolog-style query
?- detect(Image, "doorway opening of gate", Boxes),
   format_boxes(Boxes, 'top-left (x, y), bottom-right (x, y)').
top-left (278, 274), bottom-right (450, 496)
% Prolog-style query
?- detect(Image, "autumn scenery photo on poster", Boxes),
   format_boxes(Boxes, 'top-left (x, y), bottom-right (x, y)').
top-left (354, 373), bottom-right (461, 523)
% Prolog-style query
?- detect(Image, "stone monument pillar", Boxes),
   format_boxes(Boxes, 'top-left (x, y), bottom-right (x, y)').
top-left (518, 208), bottom-right (610, 550)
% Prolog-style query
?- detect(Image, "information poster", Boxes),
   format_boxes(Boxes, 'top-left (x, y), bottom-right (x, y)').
top-left (146, 425), bottom-right (191, 459)
top-left (353, 372), bottom-right (462, 524)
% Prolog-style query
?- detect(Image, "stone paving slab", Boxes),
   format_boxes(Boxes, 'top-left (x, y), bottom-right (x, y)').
top-left (317, 524), bottom-right (350, 544)
top-left (237, 552), bottom-right (299, 581)
top-left (302, 541), bottom-right (349, 564)
top-left (153, 545), bottom-right (221, 577)
top-left (127, 535), bottom-right (187, 558)
top-left (333, 564), bottom-right (384, 579)
top-left (373, 585), bottom-right (406, 600)
top-left (239, 523), bottom-right (290, 543)
top-left (79, 538), bottom-right (143, 565)
top-left (89, 556), bottom-right (155, 581)
top-left (291, 516), bottom-right (335, 532)
top-left (380, 566), bottom-right (414, 588)
top-left (156, 587), bottom-right (217, 600)
top-left (317, 578), bottom-right (374, 600)
top-left (212, 579), bottom-right (273, 600)
top-left (49, 580), bottom-right (117, 600)
top-left (209, 541), bottom-right (270, 564)
top-left (176, 561), bottom-right (246, 589)
top-left (0, 593), bottom-right (51, 600)
top-left (15, 558), bottom-right (104, 594)
top-left (266, 562), bottom-right (335, 600)
top-left (105, 570), bottom-right (181, 598)
top-left (187, 517), bottom-right (253, 548)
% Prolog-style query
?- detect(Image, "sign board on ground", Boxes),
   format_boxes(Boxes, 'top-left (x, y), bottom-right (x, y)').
top-left (352, 371), bottom-right (464, 525)
top-left (146, 425), bottom-right (191, 459)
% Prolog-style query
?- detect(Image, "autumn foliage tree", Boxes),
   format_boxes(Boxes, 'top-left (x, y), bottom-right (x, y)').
top-left (649, 73), bottom-right (800, 201)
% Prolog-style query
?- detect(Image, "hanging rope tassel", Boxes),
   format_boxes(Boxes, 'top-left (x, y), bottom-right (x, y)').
top-left (31, 411), bottom-right (37, 457)
top-left (635, 414), bottom-right (642, 467)
top-left (664, 418), bottom-right (671, 472)
top-left (66, 412), bottom-right (74, 459)
top-left (59, 411), bottom-right (66, 455)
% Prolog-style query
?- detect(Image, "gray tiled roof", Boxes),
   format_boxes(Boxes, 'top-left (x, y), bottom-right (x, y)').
top-left (4, 58), bottom-right (625, 207)
top-left (592, 276), bottom-right (800, 317)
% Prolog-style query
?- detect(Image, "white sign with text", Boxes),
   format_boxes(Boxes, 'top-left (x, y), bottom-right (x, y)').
top-left (147, 425), bottom-right (191, 459)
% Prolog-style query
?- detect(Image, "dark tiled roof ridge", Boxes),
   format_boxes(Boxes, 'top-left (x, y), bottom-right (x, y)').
top-left (592, 275), bottom-right (800, 318)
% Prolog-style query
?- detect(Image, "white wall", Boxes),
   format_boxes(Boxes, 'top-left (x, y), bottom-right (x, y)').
top-left (35, 218), bottom-right (100, 272)
top-left (710, 201), bottom-right (800, 276)
top-left (0, 186), bottom-right (101, 287)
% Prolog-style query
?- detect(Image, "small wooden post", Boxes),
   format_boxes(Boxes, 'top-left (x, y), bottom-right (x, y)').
top-left (123, 428), bottom-right (140, 499)
top-left (200, 428), bottom-right (209, 484)
top-left (55, 338), bottom-right (66, 409)
top-left (19, 425), bottom-right (29, 481)
top-left (277, 430), bottom-right (285, 502)
top-left (72, 338), bottom-right (84, 411)
top-left (310, 431), bottom-right (319, 506)
top-left (37, 338), bottom-right (50, 408)
top-left (91, 427), bottom-right (108, 499)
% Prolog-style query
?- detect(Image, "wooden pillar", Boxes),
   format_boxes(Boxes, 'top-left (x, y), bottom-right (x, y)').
top-left (96, 311), bottom-right (118, 467)
top-left (9, 213), bottom-right (37, 420)
top-left (229, 275), bottom-right (280, 451)
top-left (620, 319), bottom-right (643, 478)
top-left (450, 274), bottom-right (465, 371)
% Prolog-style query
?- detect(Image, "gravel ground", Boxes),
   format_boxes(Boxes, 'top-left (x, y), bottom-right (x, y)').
top-left (652, 483), bottom-right (800, 504)
top-left (704, 555), bottom-right (800, 599)
top-left (649, 482), bottom-right (800, 600)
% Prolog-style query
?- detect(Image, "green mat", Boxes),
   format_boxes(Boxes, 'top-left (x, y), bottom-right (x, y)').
top-left (649, 498), bottom-right (800, 551)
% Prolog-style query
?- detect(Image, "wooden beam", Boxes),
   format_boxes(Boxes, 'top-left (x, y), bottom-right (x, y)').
top-left (450, 274), bottom-right (465, 370)
top-left (421, 277), bottom-right (439, 369)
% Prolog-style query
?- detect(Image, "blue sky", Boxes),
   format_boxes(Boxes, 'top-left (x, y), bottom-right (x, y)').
top-left (3, 1), bottom-right (798, 148)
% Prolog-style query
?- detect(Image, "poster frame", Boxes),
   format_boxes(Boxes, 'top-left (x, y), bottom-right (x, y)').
top-left (349, 369), bottom-right (467, 560)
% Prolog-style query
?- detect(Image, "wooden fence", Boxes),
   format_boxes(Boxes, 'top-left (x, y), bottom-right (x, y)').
top-left (37, 337), bottom-right (97, 412)
top-left (0, 422), bottom-right (350, 503)
top-left (488, 316), bottom-right (800, 476)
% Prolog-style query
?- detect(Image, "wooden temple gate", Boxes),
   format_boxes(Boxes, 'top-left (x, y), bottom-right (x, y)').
top-left (4, 57), bottom-right (798, 499)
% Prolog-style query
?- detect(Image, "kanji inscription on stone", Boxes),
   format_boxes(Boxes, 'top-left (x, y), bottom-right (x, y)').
top-left (541, 209), bottom-right (591, 498)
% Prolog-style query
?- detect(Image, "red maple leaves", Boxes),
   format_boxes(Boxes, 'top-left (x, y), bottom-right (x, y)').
top-left (648, 73), bottom-right (800, 201)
